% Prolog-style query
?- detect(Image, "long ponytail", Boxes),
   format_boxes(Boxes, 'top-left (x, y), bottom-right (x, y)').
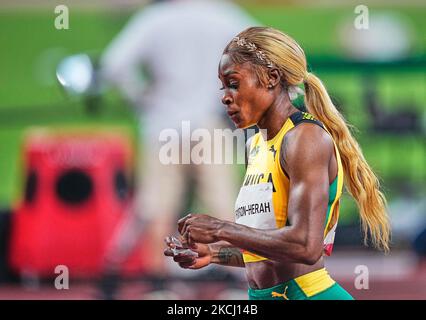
top-left (304, 72), bottom-right (391, 252)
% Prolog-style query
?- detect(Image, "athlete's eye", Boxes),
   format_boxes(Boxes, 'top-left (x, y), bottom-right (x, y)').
top-left (229, 81), bottom-right (239, 90)
top-left (220, 81), bottom-right (239, 91)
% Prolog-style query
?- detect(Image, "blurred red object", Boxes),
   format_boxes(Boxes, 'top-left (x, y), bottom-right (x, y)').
top-left (9, 129), bottom-right (146, 278)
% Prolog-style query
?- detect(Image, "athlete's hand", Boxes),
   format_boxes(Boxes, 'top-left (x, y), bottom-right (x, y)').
top-left (178, 214), bottom-right (224, 245)
top-left (164, 236), bottom-right (212, 269)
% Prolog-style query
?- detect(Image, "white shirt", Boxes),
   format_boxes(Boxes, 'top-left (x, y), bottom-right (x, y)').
top-left (101, 0), bottom-right (257, 139)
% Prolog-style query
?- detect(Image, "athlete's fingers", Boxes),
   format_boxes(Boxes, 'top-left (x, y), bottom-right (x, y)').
top-left (164, 237), bottom-right (175, 257)
top-left (180, 236), bottom-right (190, 248)
top-left (178, 214), bottom-right (192, 234)
top-left (188, 239), bottom-right (198, 250)
top-left (165, 246), bottom-right (197, 264)
top-left (182, 228), bottom-right (192, 246)
top-left (182, 217), bottom-right (197, 238)
top-left (177, 215), bottom-right (188, 234)
top-left (164, 247), bottom-right (174, 257)
top-left (173, 253), bottom-right (195, 264)
top-left (178, 259), bottom-right (197, 269)
top-left (164, 236), bottom-right (176, 248)
top-left (187, 231), bottom-right (193, 247)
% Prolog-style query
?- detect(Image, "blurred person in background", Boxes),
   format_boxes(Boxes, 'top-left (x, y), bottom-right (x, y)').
top-left (99, 0), bottom-right (257, 298)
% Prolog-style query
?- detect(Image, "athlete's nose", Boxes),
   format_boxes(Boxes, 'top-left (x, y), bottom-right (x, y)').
top-left (222, 94), bottom-right (233, 106)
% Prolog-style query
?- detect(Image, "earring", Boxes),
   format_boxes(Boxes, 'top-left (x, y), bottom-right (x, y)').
top-left (268, 83), bottom-right (273, 89)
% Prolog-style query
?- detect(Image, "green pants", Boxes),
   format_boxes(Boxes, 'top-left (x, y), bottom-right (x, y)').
top-left (248, 268), bottom-right (354, 300)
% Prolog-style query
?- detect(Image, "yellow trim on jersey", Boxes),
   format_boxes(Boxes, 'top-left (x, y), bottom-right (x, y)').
top-left (242, 250), bottom-right (268, 263)
top-left (324, 144), bottom-right (344, 237)
top-left (294, 268), bottom-right (335, 297)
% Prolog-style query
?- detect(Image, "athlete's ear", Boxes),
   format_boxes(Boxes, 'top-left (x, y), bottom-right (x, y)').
top-left (267, 68), bottom-right (282, 89)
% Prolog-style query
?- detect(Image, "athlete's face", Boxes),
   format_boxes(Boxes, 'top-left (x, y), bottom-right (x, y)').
top-left (218, 54), bottom-right (273, 129)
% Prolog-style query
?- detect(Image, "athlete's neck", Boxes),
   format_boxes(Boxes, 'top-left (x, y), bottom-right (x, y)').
top-left (257, 91), bottom-right (298, 140)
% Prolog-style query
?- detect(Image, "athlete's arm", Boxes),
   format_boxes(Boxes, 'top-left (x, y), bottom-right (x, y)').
top-left (179, 124), bottom-right (335, 265)
top-left (209, 241), bottom-right (245, 267)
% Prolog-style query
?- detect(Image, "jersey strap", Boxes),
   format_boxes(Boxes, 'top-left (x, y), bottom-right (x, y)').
top-left (289, 111), bottom-right (324, 129)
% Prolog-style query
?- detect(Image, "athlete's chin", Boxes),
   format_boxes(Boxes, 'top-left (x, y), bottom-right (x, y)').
top-left (235, 120), bottom-right (255, 129)
top-left (232, 117), bottom-right (253, 129)
top-left (233, 121), bottom-right (247, 129)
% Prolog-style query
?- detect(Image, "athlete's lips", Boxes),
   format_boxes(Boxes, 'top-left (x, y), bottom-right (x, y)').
top-left (227, 110), bottom-right (239, 117)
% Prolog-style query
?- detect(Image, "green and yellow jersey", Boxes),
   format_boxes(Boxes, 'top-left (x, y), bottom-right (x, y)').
top-left (235, 111), bottom-right (344, 263)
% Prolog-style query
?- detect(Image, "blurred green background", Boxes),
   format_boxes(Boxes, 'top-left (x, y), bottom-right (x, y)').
top-left (0, 3), bottom-right (425, 226)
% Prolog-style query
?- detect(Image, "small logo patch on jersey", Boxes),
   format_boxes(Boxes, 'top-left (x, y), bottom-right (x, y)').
top-left (269, 145), bottom-right (277, 160)
top-left (248, 145), bottom-right (260, 165)
top-left (249, 145), bottom-right (260, 158)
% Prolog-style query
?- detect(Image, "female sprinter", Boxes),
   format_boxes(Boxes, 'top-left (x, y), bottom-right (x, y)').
top-left (164, 27), bottom-right (391, 300)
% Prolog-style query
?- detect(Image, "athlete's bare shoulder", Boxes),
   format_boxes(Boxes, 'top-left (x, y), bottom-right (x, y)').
top-left (280, 122), bottom-right (334, 177)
